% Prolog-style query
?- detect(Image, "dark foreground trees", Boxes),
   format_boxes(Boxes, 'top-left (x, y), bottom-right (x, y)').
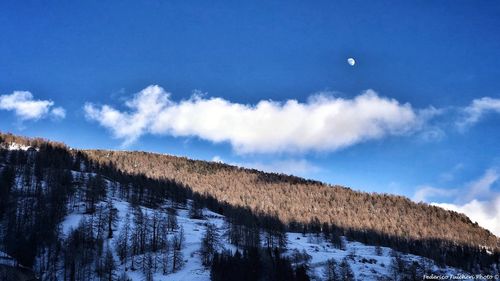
top-left (211, 248), bottom-right (310, 281)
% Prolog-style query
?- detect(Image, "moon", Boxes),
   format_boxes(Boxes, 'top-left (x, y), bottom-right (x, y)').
top-left (347, 57), bottom-right (356, 66)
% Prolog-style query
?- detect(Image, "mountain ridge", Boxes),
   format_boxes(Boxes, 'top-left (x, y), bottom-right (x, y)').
top-left (82, 149), bottom-right (499, 244)
top-left (0, 132), bottom-right (499, 275)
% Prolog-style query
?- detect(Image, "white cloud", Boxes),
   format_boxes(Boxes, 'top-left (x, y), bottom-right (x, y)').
top-left (433, 196), bottom-right (500, 237)
top-left (417, 127), bottom-right (445, 142)
top-left (85, 85), bottom-right (430, 153)
top-left (464, 168), bottom-right (498, 201)
top-left (84, 85), bottom-right (170, 146)
top-left (457, 97), bottom-right (500, 129)
top-left (427, 168), bottom-right (500, 236)
top-left (0, 91), bottom-right (65, 121)
top-left (51, 107), bottom-right (66, 120)
top-left (211, 155), bottom-right (224, 163)
top-left (413, 185), bottom-right (457, 202)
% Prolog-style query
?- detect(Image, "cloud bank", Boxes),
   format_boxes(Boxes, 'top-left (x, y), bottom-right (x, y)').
top-left (0, 91), bottom-right (65, 121)
top-left (84, 85), bottom-right (428, 153)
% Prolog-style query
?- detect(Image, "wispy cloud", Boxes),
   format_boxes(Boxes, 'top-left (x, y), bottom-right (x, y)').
top-left (413, 185), bottom-right (458, 202)
top-left (0, 91), bottom-right (65, 121)
top-left (463, 168), bottom-right (499, 201)
top-left (84, 85), bottom-right (433, 153)
top-left (438, 163), bottom-right (464, 183)
top-left (456, 97), bottom-right (500, 129)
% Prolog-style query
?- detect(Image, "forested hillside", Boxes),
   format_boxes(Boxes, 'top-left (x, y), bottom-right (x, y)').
top-left (0, 132), bottom-right (499, 280)
top-left (81, 150), bottom-right (499, 250)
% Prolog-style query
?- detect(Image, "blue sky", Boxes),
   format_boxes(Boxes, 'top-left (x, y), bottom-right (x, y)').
top-left (1, 1), bottom-right (500, 233)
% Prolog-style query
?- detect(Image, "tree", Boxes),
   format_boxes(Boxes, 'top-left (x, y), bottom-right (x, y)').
top-left (295, 265), bottom-right (310, 281)
top-left (117, 271), bottom-right (131, 281)
top-left (116, 212), bottom-right (131, 265)
top-left (339, 258), bottom-right (355, 281)
top-left (161, 237), bottom-right (171, 275)
top-left (323, 259), bottom-right (340, 281)
top-left (200, 223), bottom-right (221, 266)
top-left (85, 174), bottom-right (106, 213)
top-left (172, 227), bottom-right (185, 272)
top-left (151, 210), bottom-right (162, 252)
top-left (102, 248), bottom-right (116, 281)
top-left (189, 200), bottom-right (203, 219)
top-left (390, 251), bottom-right (405, 281)
top-left (0, 165), bottom-right (15, 216)
top-left (143, 252), bottom-right (154, 281)
top-left (106, 200), bottom-right (119, 239)
top-left (166, 209), bottom-right (178, 232)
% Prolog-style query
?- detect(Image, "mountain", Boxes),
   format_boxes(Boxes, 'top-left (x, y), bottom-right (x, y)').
top-left (0, 132), bottom-right (499, 281)
top-left (83, 149), bottom-right (499, 250)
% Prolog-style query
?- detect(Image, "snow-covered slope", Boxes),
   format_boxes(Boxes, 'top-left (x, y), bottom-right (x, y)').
top-left (57, 176), bottom-right (473, 281)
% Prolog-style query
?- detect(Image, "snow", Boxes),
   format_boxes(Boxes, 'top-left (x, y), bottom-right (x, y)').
top-left (61, 213), bottom-right (85, 235)
top-left (0, 250), bottom-right (16, 267)
top-left (1, 149), bottom-right (481, 280)
top-left (286, 234), bottom-right (394, 280)
top-left (56, 177), bottom-right (475, 281)
top-left (114, 200), bottom-right (213, 281)
top-left (284, 233), bottom-right (472, 280)
top-left (3, 142), bottom-right (37, 151)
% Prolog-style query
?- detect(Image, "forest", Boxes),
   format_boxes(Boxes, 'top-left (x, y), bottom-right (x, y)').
top-left (0, 132), bottom-right (499, 280)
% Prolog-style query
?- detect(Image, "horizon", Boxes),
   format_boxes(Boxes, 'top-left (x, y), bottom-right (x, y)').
top-left (1, 0), bottom-right (499, 236)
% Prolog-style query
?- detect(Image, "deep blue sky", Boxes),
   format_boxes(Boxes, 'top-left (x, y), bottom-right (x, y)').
top-left (1, 0), bottom-right (499, 210)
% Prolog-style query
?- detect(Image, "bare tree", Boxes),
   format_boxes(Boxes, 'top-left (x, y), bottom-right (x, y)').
top-left (323, 259), bottom-right (340, 281)
top-left (200, 223), bottom-right (220, 266)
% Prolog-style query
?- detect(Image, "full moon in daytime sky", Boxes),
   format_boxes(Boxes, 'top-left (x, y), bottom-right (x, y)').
top-left (347, 57), bottom-right (356, 66)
